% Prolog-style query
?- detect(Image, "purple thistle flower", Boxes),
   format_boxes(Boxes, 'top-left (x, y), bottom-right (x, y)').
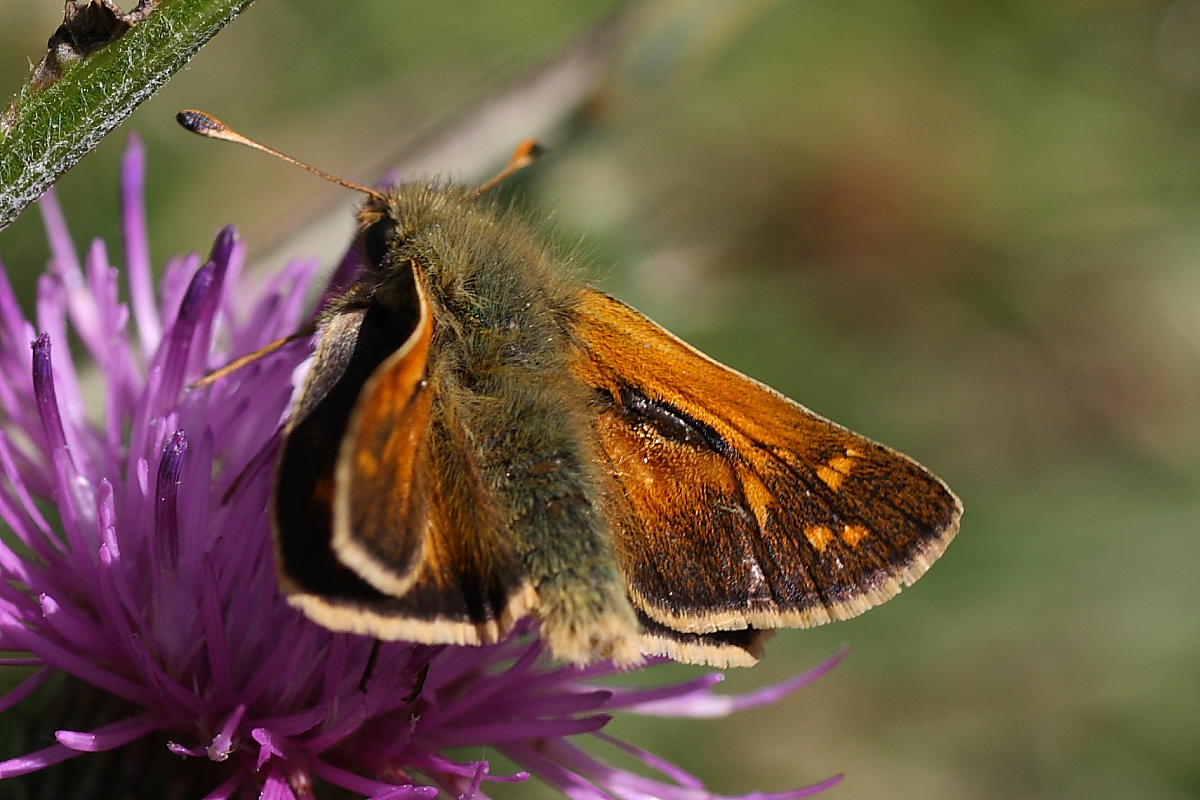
top-left (0, 136), bottom-right (845, 799)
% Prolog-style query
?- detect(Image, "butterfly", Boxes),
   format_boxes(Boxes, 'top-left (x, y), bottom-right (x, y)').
top-left (181, 110), bottom-right (962, 667)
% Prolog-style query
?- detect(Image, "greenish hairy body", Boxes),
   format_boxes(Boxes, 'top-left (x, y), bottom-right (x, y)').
top-left (380, 185), bottom-right (636, 653)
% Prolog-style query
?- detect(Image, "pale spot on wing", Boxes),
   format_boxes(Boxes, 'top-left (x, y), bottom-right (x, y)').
top-left (805, 525), bottom-right (835, 552)
top-left (815, 448), bottom-right (863, 492)
top-left (740, 471), bottom-right (774, 535)
top-left (742, 548), bottom-right (774, 603)
top-left (356, 450), bottom-right (380, 474)
top-left (840, 524), bottom-right (870, 548)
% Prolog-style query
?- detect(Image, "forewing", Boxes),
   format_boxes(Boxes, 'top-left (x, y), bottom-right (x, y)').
top-left (275, 303), bottom-right (427, 602)
top-left (568, 290), bottom-right (962, 647)
top-left (330, 283), bottom-right (435, 597)
top-left (277, 267), bottom-right (534, 645)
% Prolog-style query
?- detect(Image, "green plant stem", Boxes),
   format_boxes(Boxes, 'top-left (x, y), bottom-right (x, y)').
top-left (0, 0), bottom-right (256, 230)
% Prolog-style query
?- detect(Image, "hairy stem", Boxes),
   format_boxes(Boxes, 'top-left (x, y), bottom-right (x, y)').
top-left (0, 0), bottom-right (256, 230)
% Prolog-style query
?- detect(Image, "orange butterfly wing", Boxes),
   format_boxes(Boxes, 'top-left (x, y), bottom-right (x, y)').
top-left (568, 290), bottom-right (961, 659)
top-left (276, 269), bottom-right (535, 646)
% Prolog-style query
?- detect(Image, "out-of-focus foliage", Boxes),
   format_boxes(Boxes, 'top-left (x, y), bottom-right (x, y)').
top-left (1, 2), bottom-right (1196, 798)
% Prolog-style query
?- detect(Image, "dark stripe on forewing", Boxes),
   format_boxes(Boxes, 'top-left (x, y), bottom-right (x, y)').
top-left (609, 385), bottom-right (732, 456)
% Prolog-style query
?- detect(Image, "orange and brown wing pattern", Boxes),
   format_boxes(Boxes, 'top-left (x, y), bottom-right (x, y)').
top-left (277, 270), bottom-right (534, 646)
top-left (569, 290), bottom-right (961, 660)
top-left (331, 287), bottom-right (436, 598)
top-left (326, 394), bottom-right (538, 645)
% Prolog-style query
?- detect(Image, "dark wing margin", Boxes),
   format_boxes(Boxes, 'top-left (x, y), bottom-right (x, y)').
top-left (568, 289), bottom-right (962, 655)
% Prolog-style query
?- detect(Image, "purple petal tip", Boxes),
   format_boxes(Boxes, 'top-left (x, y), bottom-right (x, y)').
top-left (209, 227), bottom-right (239, 267)
top-left (31, 331), bottom-right (50, 358)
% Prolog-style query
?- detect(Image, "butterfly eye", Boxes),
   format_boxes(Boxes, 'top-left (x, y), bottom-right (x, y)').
top-left (363, 216), bottom-right (399, 268)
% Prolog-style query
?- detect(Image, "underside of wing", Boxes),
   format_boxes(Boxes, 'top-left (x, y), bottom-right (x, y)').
top-left (276, 268), bottom-right (535, 646)
top-left (637, 609), bottom-right (772, 667)
top-left (568, 290), bottom-right (962, 646)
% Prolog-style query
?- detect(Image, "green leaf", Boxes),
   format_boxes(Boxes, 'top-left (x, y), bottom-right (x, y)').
top-left (0, 0), bottom-right (256, 230)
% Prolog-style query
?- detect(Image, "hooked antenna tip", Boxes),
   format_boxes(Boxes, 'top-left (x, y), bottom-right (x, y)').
top-left (176, 109), bottom-right (226, 137)
top-left (173, 108), bottom-right (386, 202)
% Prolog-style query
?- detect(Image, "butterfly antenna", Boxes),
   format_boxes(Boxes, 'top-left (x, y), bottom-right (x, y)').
top-left (188, 322), bottom-right (317, 390)
top-left (176, 109), bottom-right (386, 202)
top-left (472, 139), bottom-right (544, 197)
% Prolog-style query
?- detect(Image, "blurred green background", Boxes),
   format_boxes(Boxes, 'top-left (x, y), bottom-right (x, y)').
top-left (1, 1), bottom-right (1198, 798)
